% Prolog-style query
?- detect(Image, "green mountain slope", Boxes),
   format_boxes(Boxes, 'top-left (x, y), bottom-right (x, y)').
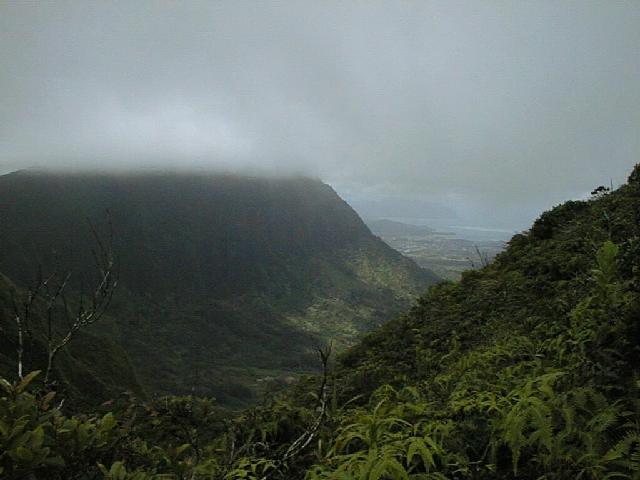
top-left (339, 173), bottom-right (640, 394)
top-left (0, 170), bottom-right (436, 405)
top-left (3, 166), bottom-right (640, 479)
top-left (155, 164), bottom-right (640, 479)
top-left (302, 166), bottom-right (640, 478)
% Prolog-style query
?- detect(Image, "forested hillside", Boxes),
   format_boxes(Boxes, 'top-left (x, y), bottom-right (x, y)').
top-left (0, 170), bottom-right (435, 405)
top-left (2, 165), bottom-right (640, 479)
top-left (313, 166), bottom-right (640, 478)
top-left (2, 0), bottom-right (637, 478)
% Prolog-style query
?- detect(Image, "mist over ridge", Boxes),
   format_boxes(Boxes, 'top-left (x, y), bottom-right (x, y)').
top-left (2, 1), bottom-right (639, 230)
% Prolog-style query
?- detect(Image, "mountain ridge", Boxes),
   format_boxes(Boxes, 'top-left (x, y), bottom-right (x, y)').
top-left (0, 170), bottom-right (437, 405)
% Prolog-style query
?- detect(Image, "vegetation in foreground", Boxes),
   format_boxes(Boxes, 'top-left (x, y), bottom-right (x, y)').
top-left (2, 166), bottom-right (640, 479)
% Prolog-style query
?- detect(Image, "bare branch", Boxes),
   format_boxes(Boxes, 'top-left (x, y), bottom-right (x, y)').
top-left (43, 221), bottom-right (117, 383)
top-left (8, 214), bottom-right (118, 386)
top-left (474, 245), bottom-right (490, 268)
top-left (265, 342), bottom-right (333, 478)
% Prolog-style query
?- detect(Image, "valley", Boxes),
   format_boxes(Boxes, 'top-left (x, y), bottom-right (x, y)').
top-left (3, 166), bottom-right (640, 479)
top-left (0, 170), bottom-right (437, 406)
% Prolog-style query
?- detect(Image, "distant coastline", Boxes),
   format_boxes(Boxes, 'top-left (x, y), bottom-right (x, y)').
top-left (378, 217), bottom-right (517, 242)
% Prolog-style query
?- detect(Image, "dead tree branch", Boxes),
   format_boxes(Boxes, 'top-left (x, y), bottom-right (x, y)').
top-left (264, 342), bottom-right (333, 479)
top-left (10, 214), bottom-right (118, 385)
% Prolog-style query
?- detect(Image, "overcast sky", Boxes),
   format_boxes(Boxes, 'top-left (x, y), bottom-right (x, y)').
top-left (1, 1), bottom-right (639, 230)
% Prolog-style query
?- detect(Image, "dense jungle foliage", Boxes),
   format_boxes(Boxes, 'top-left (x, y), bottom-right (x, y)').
top-left (3, 165), bottom-right (640, 479)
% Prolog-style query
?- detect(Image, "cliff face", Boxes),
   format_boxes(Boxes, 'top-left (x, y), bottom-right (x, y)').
top-left (0, 171), bottom-right (437, 405)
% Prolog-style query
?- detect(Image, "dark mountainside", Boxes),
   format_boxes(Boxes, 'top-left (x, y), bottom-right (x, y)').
top-left (0, 170), bottom-right (436, 405)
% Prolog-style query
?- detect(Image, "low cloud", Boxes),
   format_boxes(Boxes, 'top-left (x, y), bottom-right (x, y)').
top-left (1, 1), bottom-right (639, 228)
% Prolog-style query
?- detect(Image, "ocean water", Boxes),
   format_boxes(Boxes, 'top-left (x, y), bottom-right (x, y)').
top-left (384, 217), bottom-right (518, 242)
